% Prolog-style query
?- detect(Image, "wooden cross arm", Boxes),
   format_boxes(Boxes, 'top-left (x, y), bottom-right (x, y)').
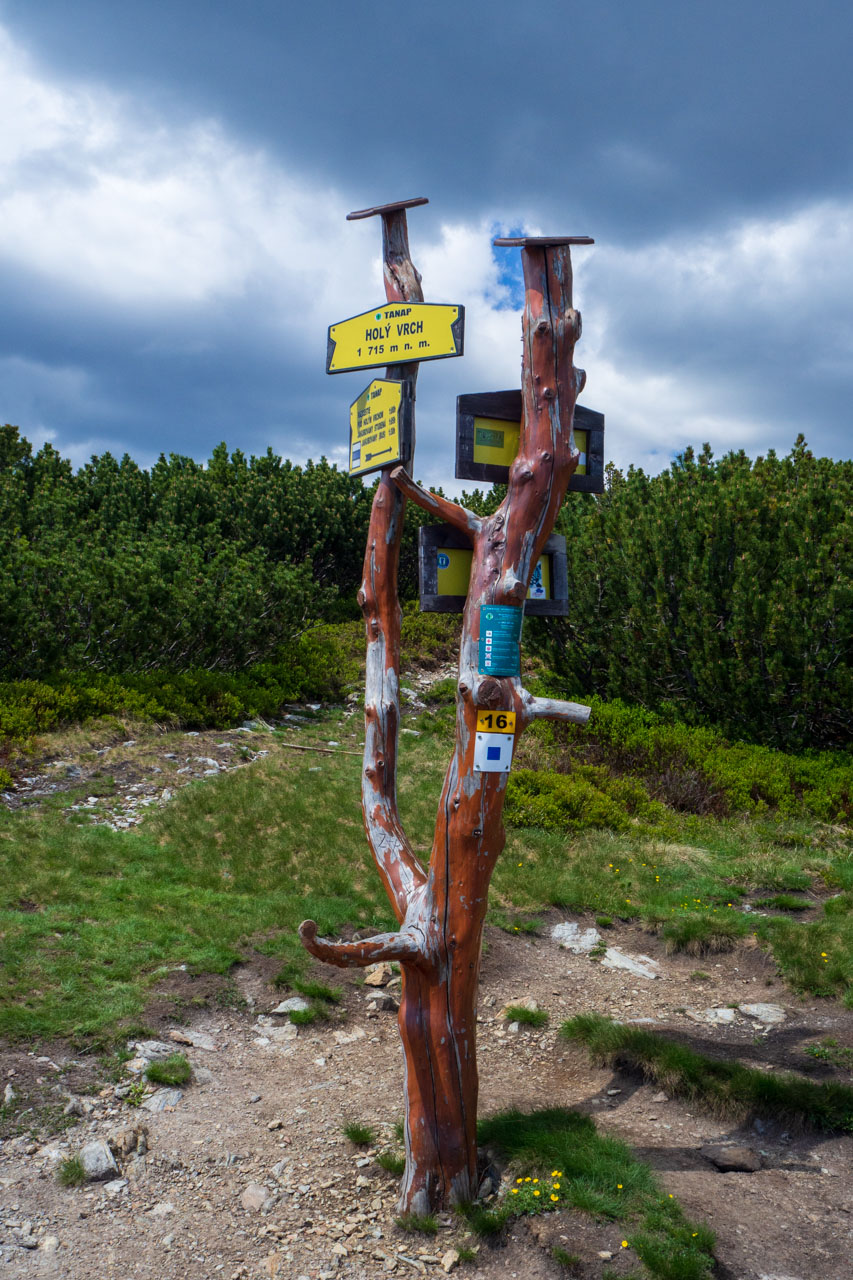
top-left (298, 920), bottom-right (425, 969)
top-left (389, 468), bottom-right (482, 537)
top-left (520, 691), bottom-right (591, 726)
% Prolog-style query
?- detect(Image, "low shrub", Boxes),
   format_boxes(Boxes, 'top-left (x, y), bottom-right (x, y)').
top-left (0, 625), bottom-right (363, 762)
top-left (506, 765), bottom-right (669, 834)
top-left (518, 696), bottom-right (853, 824)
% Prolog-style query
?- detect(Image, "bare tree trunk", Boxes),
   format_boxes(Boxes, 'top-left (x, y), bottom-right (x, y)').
top-left (301, 229), bottom-right (590, 1214)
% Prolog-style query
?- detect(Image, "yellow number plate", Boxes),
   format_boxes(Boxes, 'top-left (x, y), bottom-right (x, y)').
top-left (475, 710), bottom-right (516, 734)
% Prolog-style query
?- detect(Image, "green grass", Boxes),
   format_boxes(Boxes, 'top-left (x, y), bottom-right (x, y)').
top-left (504, 1005), bottom-right (549, 1027)
top-left (563, 1014), bottom-right (853, 1133)
top-left (291, 979), bottom-right (341, 1003)
top-left (376, 1150), bottom-right (406, 1175)
top-left (753, 894), bottom-right (811, 912)
top-left (552, 1248), bottom-right (581, 1271)
top-left (489, 813), bottom-right (853, 1002)
top-left (394, 1213), bottom-right (438, 1235)
top-left (0, 719), bottom-right (399, 1042)
top-left (343, 1121), bottom-right (376, 1146)
top-left (487, 909), bottom-right (541, 936)
top-left (57, 1155), bottom-right (86, 1187)
top-left (145, 1052), bottom-right (191, 1086)
top-left (474, 1107), bottom-right (715, 1280)
top-left (1, 698), bottom-right (851, 1044)
top-left (289, 1006), bottom-right (327, 1025)
top-left (804, 1038), bottom-right (853, 1071)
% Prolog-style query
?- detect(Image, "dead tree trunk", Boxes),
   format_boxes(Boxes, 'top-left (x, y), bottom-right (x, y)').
top-left (300, 227), bottom-right (591, 1214)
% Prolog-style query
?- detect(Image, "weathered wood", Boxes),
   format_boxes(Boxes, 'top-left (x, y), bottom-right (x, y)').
top-left (301, 225), bottom-right (591, 1214)
top-left (347, 196), bottom-right (429, 221)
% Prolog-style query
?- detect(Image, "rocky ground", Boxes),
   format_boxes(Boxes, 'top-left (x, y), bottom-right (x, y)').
top-left (2, 724), bottom-right (853, 1279)
top-left (2, 915), bottom-right (853, 1280)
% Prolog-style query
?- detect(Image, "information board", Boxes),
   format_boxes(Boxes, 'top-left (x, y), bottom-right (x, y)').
top-left (478, 605), bottom-right (523, 677)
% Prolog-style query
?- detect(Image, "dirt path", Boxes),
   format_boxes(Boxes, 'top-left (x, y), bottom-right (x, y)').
top-left (2, 911), bottom-right (852, 1280)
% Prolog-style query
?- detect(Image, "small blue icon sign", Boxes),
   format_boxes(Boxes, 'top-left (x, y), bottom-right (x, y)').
top-left (437, 552), bottom-right (450, 569)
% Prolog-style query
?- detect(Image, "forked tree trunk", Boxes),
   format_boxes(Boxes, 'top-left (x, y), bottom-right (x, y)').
top-left (300, 212), bottom-right (591, 1214)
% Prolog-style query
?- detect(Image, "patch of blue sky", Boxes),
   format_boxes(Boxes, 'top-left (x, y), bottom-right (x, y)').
top-left (488, 222), bottom-right (526, 311)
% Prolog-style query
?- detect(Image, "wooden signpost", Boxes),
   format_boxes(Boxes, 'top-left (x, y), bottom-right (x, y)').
top-left (300, 202), bottom-right (594, 1215)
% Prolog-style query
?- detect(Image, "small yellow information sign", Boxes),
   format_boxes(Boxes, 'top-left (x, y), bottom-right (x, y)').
top-left (327, 302), bottom-right (464, 374)
top-left (475, 709), bottom-right (516, 734)
top-left (437, 546), bottom-right (552, 601)
top-left (472, 418), bottom-right (588, 475)
top-left (349, 379), bottom-right (410, 477)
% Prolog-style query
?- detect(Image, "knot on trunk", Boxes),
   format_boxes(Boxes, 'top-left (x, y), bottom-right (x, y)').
top-left (477, 678), bottom-right (503, 708)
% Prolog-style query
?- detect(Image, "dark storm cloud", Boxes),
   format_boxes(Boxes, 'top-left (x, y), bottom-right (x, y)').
top-left (4, 0), bottom-right (850, 235)
top-left (0, 0), bottom-right (851, 482)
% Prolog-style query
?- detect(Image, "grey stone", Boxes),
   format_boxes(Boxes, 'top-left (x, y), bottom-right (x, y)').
top-left (551, 922), bottom-right (601, 953)
top-left (148, 1202), bottom-right (176, 1218)
top-left (740, 1003), bottom-right (786, 1026)
top-left (267, 1024), bottom-right (299, 1044)
top-left (601, 948), bottom-right (660, 979)
top-left (79, 1140), bottom-right (119, 1182)
top-left (700, 1144), bottom-right (762, 1172)
top-left (168, 1027), bottom-right (216, 1050)
top-left (132, 1039), bottom-right (176, 1059)
top-left (241, 1182), bottom-right (269, 1212)
top-left (686, 1007), bottom-right (738, 1026)
top-left (140, 1088), bottom-right (183, 1113)
top-left (269, 997), bottom-right (311, 1014)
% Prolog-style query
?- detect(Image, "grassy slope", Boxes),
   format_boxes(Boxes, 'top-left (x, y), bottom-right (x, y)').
top-left (1, 699), bottom-right (851, 1043)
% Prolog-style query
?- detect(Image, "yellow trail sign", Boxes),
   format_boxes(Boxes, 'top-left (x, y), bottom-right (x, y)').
top-left (475, 709), bottom-right (516, 734)
top-left (349, 379), bottom-right (412, 477)
top-left (327, 302), bottom-right (464, 374)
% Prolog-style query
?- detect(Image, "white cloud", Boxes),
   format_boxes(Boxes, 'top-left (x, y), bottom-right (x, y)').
top-left (1, 20), bottom-right (850, 486)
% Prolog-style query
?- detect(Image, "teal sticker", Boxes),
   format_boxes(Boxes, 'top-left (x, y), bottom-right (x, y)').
top-left (478, 605), bottom-right (522, 677)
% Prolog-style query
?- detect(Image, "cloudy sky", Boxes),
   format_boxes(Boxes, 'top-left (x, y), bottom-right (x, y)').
top-left (1, 0), bottom-right (851, 491)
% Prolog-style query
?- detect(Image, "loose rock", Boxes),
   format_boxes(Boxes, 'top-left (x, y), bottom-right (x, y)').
top-left (241, 1182), bottom-right (269, 1212)
top-left (701, 1144), bottom-right (763, 1172)
top-left (140, 1087), bottom-right (184, 1113)
top-left (740, 1003), bottom-right (786, 1026)
top-left (364, 963), bottom-right (393, 987)
top-left (551, 922), bottom-right (601, 953)
top-left (79, 1140), bottom-right (119, 1182)
top-left (601, 948), bottom-right (660, 980)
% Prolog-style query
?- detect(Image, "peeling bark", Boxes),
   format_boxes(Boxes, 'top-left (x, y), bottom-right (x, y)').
top-left (301, 226), bottom-right (590, 1213)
